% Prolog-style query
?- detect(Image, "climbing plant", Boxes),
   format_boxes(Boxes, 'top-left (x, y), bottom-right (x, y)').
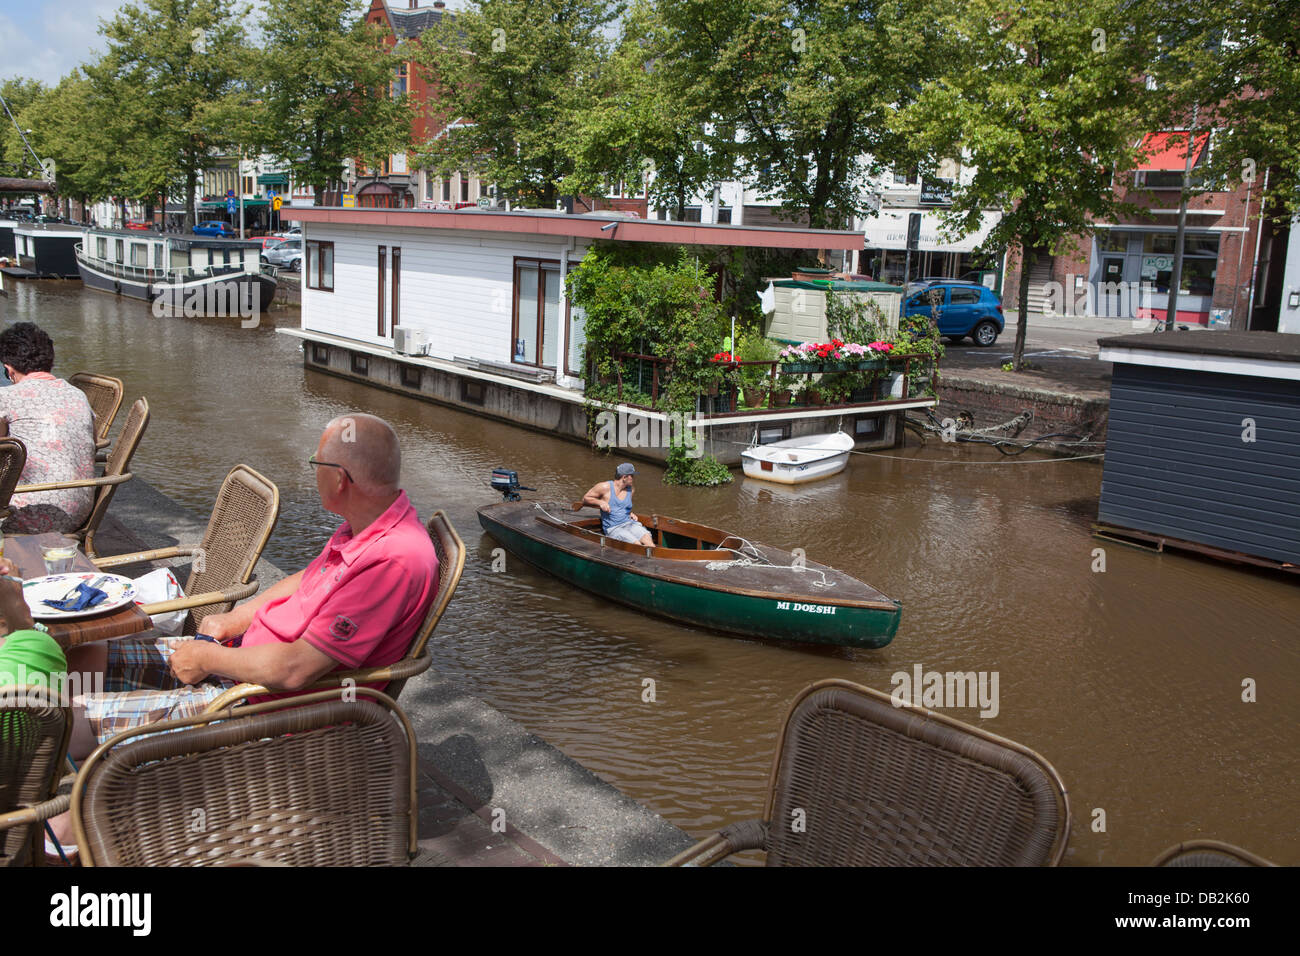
top-left (567, 244), bottom-right (735, 485)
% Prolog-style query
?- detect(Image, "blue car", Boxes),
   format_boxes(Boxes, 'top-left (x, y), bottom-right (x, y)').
top-left (903, 281), bottom-right (1004, 346)
top-left (192, 220), bottom-right (235, 237)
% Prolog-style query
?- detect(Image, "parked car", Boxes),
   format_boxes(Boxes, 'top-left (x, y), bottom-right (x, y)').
top-left (192, 220), bottom-right (235, 237)
top-left (903, 281), bottom-right (1005, 346)
top-left (260, 236), bottom-right (287, 255)
top-left (275, 226), bottom-right (302, 239)
top-left (264, 238), bottom-right (302, 271)
top-left (124, 219), bottom-right (152, 231)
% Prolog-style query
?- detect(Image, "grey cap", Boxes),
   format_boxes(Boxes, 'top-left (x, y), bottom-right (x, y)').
top-left (616, 463), bottom-right (636, 477)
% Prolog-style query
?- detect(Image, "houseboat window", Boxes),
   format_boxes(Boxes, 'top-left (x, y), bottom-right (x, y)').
top-left (306, 241), bottom-right (333, 292)
top-left (391, 247), bottom-right (401, 331)
top-left (462, 380), bottom-right (485, 405)
top-left (855, 417), bottom-right (880, 437)
top-left (154, 244), bottom-right (164, 270)
top-left (96, 237), bottom-right (107, 258)
top-left (115, 239), bottom-right (124, 262)
top-left (758, 426), bottom-right (789, 444)
top-left (512, 259), bottom-right (562, 368)
top-left (351, 354), bottom-right (368, 375)
top-left (377, 246), bottom-right (387, 337)
top-left (130, 243), bottom-right (148, 268)
top-left (567, 302), bottom-right (586, 378)
top-left (311, 344), bottom-right (329, 364)
top-left (400, 364), bottom-right (421, 389)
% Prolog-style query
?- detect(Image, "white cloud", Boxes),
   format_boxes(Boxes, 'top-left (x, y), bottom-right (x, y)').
top-left (0, 1), bottom-right (125, 84)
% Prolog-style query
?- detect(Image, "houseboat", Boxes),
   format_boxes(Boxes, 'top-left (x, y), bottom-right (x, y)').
top-left (76, 227), bottom-right (277, 313)
top-left (12, 221), bottom-right (83, 278)
top-left (276, 206), bottom-right (938, 465)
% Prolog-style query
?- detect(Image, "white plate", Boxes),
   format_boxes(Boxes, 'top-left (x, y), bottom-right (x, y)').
top-left (23, 573), bottom-right (137, 620)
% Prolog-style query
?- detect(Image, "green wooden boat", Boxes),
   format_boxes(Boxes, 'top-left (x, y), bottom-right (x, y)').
top-left (477, 501), bottom-right (901, 648)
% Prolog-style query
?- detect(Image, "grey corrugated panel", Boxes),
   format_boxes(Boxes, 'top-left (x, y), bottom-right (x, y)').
top-left (1100, 363), bottom-right (1300, 564)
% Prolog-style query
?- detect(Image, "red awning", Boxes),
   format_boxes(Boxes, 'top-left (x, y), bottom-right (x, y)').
top-left (1136, 131), bottom-right (1209, 171)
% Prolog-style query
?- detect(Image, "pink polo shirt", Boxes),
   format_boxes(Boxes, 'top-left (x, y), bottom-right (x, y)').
top-left (239, 491), bottom-right (439, 672)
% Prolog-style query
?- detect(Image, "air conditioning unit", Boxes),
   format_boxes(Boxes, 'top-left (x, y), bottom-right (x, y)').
top-left (394, 326), bottom-right (427, 355)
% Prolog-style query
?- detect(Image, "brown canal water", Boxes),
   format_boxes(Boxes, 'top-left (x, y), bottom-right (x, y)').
top-left (4, 280), bottom-right (1297, 866)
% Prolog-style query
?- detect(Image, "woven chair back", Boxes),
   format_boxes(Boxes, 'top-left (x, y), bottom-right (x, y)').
top-left (383, 510), bottom-right (465, 700)
top-left (76, 693), bottom-right (414, 867)
top-left (68, 372), bottom-right (124, 444)
top-left (0, 437), bottom-right (27, 521)
top-left (762, 680), bottom-right (1070, 866)
top-left (80, 396), bottom-right (148, 555)
top-left (0, 688), bottom-right (71, 867)
top-left (1154, 841), bottom-right (1274, 867)
top-left (182, 464), bottom-right (280, 635)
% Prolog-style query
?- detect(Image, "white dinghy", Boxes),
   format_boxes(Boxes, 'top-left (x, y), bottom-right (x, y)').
top-left (741, 430), bottom-right (856, 484)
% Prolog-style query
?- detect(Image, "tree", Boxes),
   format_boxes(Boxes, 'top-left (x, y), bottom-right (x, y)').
top-left (562, 0), bottom-right (727, 218)
top-left (1147, 0), bottom-right (1300, 216)
top-left (0, 77), bottom-right (47, 176)
top-left (895, 0), bottom-right (1157, 369)
top-left (20, 73), bottom-right (125, 214)
top-left (83, 0), bottom-right (250, 228)
top-left (413, 0), bottom-right (621, 208)
top-left (645, 0), bottom-right (936, 230)
top-left (253, 0), bottom-right (412, 204)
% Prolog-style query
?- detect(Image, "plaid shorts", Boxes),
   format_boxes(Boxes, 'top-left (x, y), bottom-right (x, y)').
top-left (79, 637), bottom-right (236, 745)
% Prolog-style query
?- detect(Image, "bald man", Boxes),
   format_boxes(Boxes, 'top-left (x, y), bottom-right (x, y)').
top-left (63, 413), bottom-right (440, 754)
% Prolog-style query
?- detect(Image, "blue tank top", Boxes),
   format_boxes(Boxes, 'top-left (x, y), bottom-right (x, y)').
top-left (602, 480), bottom-right (634, 534)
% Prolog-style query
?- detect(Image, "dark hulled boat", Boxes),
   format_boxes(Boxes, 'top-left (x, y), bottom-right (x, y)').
top-left (478, 499), bottom-right (902, 648)
top-left (76, 227), bottom-right (276, 313)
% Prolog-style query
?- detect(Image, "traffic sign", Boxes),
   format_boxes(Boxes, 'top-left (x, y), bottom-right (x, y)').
top-left (226, 198), bottom-right (237, 214)
top-left (341, 194), bottom-right (356, 208)
top-left (272, 196), bottom-right (283, 211)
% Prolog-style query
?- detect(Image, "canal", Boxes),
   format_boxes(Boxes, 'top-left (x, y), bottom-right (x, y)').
top-left (3, 280), bottom-right (1297, 866)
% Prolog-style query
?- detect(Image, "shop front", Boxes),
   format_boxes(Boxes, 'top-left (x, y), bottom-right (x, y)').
top-left (858, 210), bottom-right (1003, 289)
top-left (1091, 228), bottom-right (1224, 324)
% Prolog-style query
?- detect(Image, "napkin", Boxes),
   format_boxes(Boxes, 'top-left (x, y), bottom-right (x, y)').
top-left (43, 582), bottom-right (108, 612)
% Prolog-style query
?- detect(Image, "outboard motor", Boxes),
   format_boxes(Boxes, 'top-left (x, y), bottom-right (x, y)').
top-left (490, 468), bottom-right (534, 502)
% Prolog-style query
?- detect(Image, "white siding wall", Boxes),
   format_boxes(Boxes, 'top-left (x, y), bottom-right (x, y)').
top-left (300, 225), bottom-right (588, 369)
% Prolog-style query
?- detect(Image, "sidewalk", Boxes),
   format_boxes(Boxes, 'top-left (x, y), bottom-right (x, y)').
top-left (95, 478), bottom-right (697, 867)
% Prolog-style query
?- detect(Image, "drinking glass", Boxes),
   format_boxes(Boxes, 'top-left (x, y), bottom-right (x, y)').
top-left (41, 538), bottom-right (78, 575)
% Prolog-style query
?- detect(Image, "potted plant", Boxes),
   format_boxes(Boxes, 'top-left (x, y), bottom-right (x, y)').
top-left (735, 330), bottom-right (780, 408)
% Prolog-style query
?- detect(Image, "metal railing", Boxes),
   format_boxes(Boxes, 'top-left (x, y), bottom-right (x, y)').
top-left (599, 351), bottom-right (937, 415)
top-left (75, 243), bottom-right (261, 284)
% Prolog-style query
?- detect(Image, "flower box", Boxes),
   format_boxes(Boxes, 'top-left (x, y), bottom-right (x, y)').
top-left (781, 359), bottom-right (888, 374)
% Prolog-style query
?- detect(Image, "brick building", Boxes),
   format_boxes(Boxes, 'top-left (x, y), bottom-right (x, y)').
top-left (1002, 129), bottom-right (1284, 329)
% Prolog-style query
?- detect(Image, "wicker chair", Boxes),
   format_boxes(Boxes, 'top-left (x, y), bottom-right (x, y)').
top-left (71, 688), bottom-right (417, 866)
top-left (91, 464), bottom-right (280, 634)
top-left (1153, 840), bottom-right (1276, 867)
top-left (203, 510), bottom-right (464, 712)
top-left (0, 437), bottom-right (27, 523)
top-left (0, 687), bottom-right (72, 867)
top-left (68, 372), bottom-right (124, 452)
top-left (667, 679), bottom-right (1071, 867)
top-left (13, 396), bottom-right (149, 557)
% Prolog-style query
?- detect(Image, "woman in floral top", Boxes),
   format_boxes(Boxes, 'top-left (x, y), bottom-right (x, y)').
top-left (0, 322), bottom-right (97, 534)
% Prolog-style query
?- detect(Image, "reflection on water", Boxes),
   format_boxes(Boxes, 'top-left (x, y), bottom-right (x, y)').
top-left (4, 280), bottom-right (1298, 865)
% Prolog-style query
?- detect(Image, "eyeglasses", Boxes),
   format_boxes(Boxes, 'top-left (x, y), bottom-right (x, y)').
top-left (308, 456), bottom-right (353, 483)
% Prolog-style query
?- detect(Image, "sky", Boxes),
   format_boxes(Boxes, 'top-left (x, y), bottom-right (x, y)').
top-left (0, 0), bottom-right (124, 85)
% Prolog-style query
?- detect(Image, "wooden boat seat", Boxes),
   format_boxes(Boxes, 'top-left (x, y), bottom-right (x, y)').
top-left (539, 506), bottom-right (740, 562)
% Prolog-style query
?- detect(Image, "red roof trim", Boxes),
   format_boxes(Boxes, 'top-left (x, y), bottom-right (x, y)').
top-left (280, 207), bottom-right (863, 250)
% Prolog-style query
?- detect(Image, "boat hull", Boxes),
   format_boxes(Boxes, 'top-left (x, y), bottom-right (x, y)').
top-left (78, 253), bottom-right (277, 313)
top-left (478, 503), bottom-right (900, 648)
top-left (741, 431), bottom-right (855, 485)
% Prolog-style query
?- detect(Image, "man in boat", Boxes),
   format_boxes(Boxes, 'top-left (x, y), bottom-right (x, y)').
top-left (583, 463), bottom-right (654, 547)
top-left (63, 413), bottom-right (440, 751)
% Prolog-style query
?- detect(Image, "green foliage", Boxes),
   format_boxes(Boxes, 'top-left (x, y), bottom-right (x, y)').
top-left (413, 0), bottom-right (620, 207)
top-left (568, 245), bottom-right (734, 485)
top-left (648, 0), bottom-right (937, 229)
top-left (80, 0), bottom-right (252, 221)
top-left (894, 0), bottom-right (1157, 369)
top-left (252, 0), bottom-right (413, 201)
top-left (664, 443), bottom-right (733, 486)
top-left (826, 292), bottom-right (887, 346)
top-left (0, 78), bottom-right (46, 176)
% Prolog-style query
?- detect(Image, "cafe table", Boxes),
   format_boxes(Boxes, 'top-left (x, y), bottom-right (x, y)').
top-left (6, 532), bottom-right (153, 648)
